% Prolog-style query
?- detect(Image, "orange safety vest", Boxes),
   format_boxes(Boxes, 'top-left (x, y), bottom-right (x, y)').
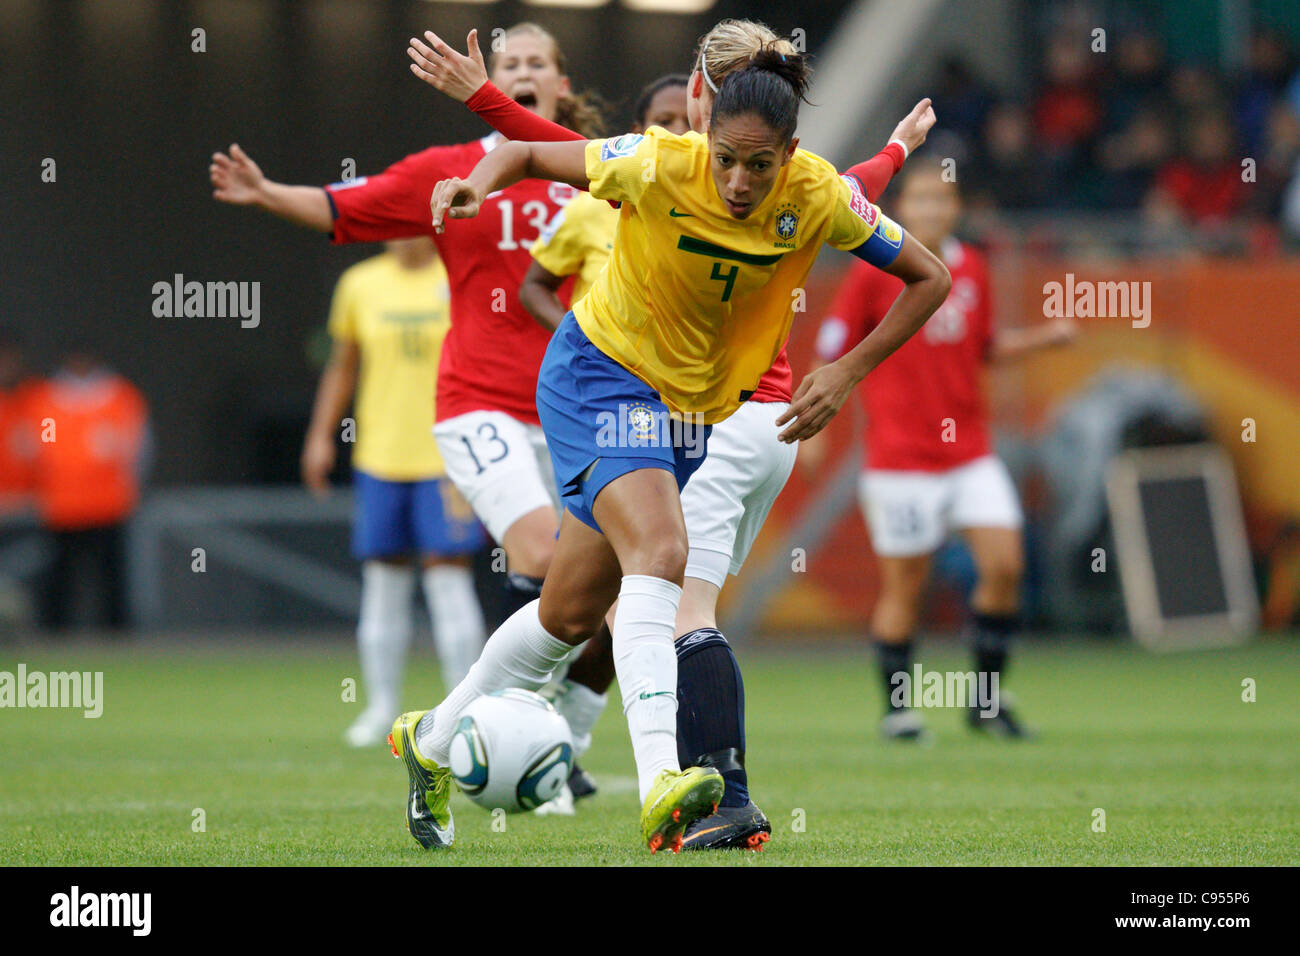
top-left (27, 373), bottom-right (149, 530)
top-left (0, 380), bottom-right (38, 508)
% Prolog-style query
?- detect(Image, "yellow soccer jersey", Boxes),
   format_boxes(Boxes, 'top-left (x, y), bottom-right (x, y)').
top-left (326, 252), bottom-right (450, 481)
top-left (531, 190), bottom-right (618, 305)
top-left (574, 127), bottom-right (903, 424)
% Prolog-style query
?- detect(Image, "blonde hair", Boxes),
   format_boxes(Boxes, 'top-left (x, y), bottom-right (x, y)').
top-left (693, 19), bottom-right (802, 93)
top-left (488, 22), bottom-right (605, 138)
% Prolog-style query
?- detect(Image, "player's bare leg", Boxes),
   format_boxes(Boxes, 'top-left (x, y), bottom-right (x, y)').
top-left (497, 504), bottom-right (559, 616)
top-left (872, 553), bottom-right (932, 741)
top-left (962, 525), bottom-right (1029, 737)
top-left (585, 469), bottom-right (723, 851)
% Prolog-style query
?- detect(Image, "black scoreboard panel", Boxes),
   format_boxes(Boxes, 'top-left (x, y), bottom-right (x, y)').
top-left (1137, 475), bottom-right (1229, 619)
top-left (1105, 444), bottom-right (1258, 649)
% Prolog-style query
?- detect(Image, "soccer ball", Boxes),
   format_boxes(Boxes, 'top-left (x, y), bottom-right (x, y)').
top-left (448, 689), bottom-right (574, 813)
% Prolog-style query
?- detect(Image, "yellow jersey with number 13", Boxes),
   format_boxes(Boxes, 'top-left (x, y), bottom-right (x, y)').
top-left (573, 127), bottom-right (903, 424)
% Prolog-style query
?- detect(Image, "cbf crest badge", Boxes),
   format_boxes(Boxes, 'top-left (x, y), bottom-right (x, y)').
top-left (774, 201), bottom-right (801, 244)
top-left (627, 402), bottom-right (657, 442)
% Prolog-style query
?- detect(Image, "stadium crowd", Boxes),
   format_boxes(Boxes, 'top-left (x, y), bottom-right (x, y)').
top-left (921, 27), bottom-right (1300, 247)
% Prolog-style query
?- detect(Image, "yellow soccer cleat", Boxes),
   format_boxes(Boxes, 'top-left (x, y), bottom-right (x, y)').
top-left (640, 766), bottom-right (725, 854)
top-left (388, 711), bottom-right (454, 849)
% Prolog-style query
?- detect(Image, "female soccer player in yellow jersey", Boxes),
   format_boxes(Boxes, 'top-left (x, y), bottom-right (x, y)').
top-left (393, 45), bottom-right (950, 853)
top-left (406, 29), bottom-right (933, 850)
top-left (302, 238), bottom-right (487, 747)
top-left (409, 20), bottom-right (934, 847)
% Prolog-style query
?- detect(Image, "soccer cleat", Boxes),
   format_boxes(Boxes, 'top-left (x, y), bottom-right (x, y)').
top-left (344, 705), bottom-right (395, 748)
top-left (967, 694), bottom-right (1032, 739)
top-left (880, 707), bottom-right (932, 743)
top-left (388, 711), bottom-right (455, 849)
top-left (568, 762), bottom-right (598, 801)
top-left (639, 766), bottom-right (725, 854)
top-left (681, 801), bottom-right (772, 852)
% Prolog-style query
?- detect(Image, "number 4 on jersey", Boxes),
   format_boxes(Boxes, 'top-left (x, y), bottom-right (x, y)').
top-left (710, 261), bottom-right (739, 302)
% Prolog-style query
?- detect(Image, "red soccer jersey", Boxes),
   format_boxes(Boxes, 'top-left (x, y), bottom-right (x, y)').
top-left (326, 134), bottom-right (578, 425)
top-left (816, 238), bottom-right (993, 471)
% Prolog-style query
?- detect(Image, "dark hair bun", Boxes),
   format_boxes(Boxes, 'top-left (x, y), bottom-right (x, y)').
top-left (748, 44), bottom-right (811, 102)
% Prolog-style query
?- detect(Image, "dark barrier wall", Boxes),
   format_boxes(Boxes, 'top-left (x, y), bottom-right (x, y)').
top-left (3, 0), bottom-right (849, 484)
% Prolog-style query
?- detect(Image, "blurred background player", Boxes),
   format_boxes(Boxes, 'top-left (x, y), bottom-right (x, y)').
top-left (28, 351), bottom-right (150, 632)
top-left (0, 326), bottom-right (37, 517)
top-left (805, 158), bottom-right (1077, 740)
top-left (302, 237), bottom-right (487, 748)
top-left (408, 19), bottom-right (933, 844)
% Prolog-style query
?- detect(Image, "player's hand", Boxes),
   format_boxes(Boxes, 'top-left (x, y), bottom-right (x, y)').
top-left (1045, 316), bottom-right (1080, 346)
top-left (301, 433), bottom-right (336, 499)
top-left (776, 361), bottom-right (858, 443)
top-left (430, 177), bottom-right (484, 231)
top-left (888, 98), bottom-right (937, 156)
top-left (210, 144), bottom-right (266, 205)
top-left (408, 29), bottom-right (489, 103)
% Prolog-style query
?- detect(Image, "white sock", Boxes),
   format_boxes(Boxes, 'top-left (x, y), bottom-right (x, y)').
top-left (415, 598), bottom-right (571, 765)
top-left (357, 561), bottom-right (416, 719)
top-left (552, 679), bottom-right (608, 758)
top-left (613, 574), bottom-right (682, 802)
top-left (422, 564), bottom-right (487, 691)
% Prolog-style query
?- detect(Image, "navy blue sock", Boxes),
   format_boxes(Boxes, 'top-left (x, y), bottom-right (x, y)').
top-left (674, 628), bottom-right (749, 809)
top-left (970, 611), bottom-right (1016, 679)
top-left (502, 572), bottom-right (545, 621)
top-left (875, 637), bottom-right (914, 713)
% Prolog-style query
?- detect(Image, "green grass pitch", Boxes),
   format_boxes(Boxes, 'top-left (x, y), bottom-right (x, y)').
top-left (2, 636), bottom-right (1296, 865)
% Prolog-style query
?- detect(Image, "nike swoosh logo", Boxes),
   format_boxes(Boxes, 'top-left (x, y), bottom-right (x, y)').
top-left (638, 691), bottom-right (675, 700)
top-left (685, 825), bottom-right (728, 841)
top-left (668, 208), bottom-right (693, 218)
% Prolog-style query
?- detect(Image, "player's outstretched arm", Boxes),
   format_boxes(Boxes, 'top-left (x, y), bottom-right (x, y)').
top-left (430, 140), bottom-right (588, 231)
top-left (777, 234), bottom-right (950, 443)
top-left (210, 144), bottom-right (333, 232)
top-left (409, 30), bottom-right (585, 146)
top-left (991, 317), bottom-right (1079, 361)
top-left (843, 98), bottom-right (936, 202)
top-left (408, 29), bottom-right (488, 103)
top-left (888, 97), bottom-right (937, 157)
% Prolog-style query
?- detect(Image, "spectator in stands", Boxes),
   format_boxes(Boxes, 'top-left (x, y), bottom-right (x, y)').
top-left (934, 55), bottom-right (993, 146)
top-left (28, 352), bottom-right (150, 631)
top-left (1147, 110), bottom-right (1247, 225)
top-left (1249, 100), bottom-right (1300, 221)
top-left (968, 101), bottom-right (1051, 210)
top-left (1033, 34), bottom-right (1103, 198)
top-left (1102, 31), bottom-right (1172, 134)
top-left (1098, 107), bottom-right (1175, 208)
top-left (1237, 30), bottom-right (1295, 157)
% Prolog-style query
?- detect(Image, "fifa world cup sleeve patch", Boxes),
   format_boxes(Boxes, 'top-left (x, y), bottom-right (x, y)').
top-left (327, 176), bottom-right (370, 191)
top-left (600, 133), bottom-right (645, 161)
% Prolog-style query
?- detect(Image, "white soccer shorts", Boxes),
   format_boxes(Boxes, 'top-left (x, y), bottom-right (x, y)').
top-left (682, 401), bottom-right (797, 589)
top-left (434, 410), bottom-right (560, 544)
top-left (858, 454), bottom-right (1024, 558)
